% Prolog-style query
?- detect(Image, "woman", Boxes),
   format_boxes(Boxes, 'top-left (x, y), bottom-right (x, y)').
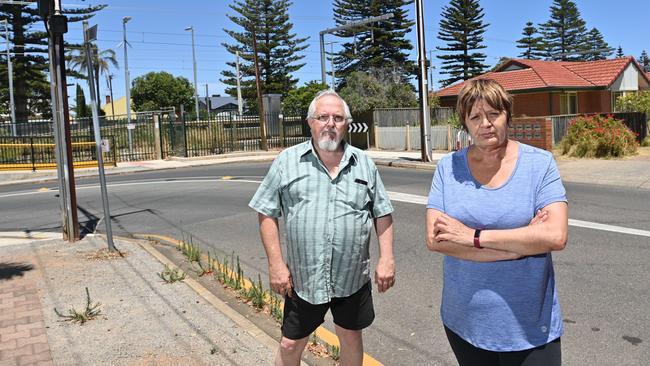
top-left (426, 79), bottom-right (568, 366)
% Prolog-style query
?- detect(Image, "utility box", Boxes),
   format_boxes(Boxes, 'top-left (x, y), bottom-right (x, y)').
top-left (262, 94), bottom-right (282, 136)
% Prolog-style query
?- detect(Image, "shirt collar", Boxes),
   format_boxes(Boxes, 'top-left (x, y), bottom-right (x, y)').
top-left (300, 139), bottom-right (357, 166)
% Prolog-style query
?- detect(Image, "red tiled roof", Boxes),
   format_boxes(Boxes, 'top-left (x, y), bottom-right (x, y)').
top-left (437, 57), bottom-right (648, 97)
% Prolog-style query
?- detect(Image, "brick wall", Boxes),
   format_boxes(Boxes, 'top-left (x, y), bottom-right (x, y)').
top-left (512, 92), bottom-right (551, 117)
top-left (579, 90), bottom-right (612, 113)
top-left (510, 116), bottom-right (553, 151)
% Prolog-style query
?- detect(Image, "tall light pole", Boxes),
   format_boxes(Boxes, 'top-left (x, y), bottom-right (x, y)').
top-left (185, 26), bottom-right (199, 123)
top-left (122, 16), bottom-right (133, 151)
top-left (318, 13), bottom-right (394, 85)
top-left (1, 19), bottom-right (17, 132)
top-left (325, 41), bottom-right (337, 89)
top-left (416, 0), bottom-right (432, 162)
top-left (235, 51), bottom-right (243, 116)
top-left (106, 74), bottom-right (115, 116)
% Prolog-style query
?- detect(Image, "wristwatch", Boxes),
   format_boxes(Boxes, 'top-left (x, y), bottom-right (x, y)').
top-left (473, 229), bottom-right (483, 249)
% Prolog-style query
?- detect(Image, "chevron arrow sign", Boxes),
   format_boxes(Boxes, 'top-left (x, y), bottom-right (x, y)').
top-left (348, 122), bottom-right (368, 133)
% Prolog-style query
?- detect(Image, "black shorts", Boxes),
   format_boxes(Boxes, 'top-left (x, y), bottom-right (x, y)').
top-left (445, 326), bottom-right (562, 366)
top-left (281, 282), bottom-right (375, 340)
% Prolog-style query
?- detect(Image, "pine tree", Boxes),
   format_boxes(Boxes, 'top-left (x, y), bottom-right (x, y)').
top-left (639, 50), bottom-right (650, 72)
top-left (0, 3), bottom-right (106, 121)
top-left (616, 46), bottom-right (624, 58)
top-left (516, 21), bottom-right (545, 60)
top-left (584, 28), bottom-right (612, 61)
top-left (332, 0), bottom-right (416, 85)
top-left (436, 0), bottom-right (489, 87)
top-left (539, 0), bottom-right (588, 61)
top-left (74, 84), bottom-right (90, 118)
top-left (220, 0), bottom-right (308, 110)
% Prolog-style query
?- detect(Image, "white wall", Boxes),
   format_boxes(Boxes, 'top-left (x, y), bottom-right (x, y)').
top-left (610, 64), bottom-right (640, 91)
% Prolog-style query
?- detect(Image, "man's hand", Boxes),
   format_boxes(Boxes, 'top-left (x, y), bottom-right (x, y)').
top-left (269, 261), bottom-right (293, 298)
top-left (374, 256), bottom-right (395, 293)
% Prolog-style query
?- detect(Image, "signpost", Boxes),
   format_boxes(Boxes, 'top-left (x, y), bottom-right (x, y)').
top-left (348, 122), bottom-right (370, 149)
top-left (84, 21), bottom-right (115, 251)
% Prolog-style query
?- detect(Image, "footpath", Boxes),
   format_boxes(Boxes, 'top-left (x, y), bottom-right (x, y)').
top-left (1, 148), bottom-right (649, 366)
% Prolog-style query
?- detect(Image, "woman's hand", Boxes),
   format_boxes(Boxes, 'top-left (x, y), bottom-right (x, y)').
top-left (433, 214), bottom-right (474, 247)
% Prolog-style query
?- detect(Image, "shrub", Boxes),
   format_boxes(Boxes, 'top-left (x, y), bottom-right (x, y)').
top-left (561, 115), bottom-right (638, 158)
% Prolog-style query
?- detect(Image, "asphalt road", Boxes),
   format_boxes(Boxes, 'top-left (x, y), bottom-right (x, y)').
top-left (1, 162), bottom-right (649, 365)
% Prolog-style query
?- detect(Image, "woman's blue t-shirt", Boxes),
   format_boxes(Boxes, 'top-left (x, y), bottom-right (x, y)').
top-left (426, 142), bottom-right (567, 351)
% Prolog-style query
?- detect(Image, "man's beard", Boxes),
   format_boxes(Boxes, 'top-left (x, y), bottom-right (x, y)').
top-left (317, 130), bottom-right (341, 152)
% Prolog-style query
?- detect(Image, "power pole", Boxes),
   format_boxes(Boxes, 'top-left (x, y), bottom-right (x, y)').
top-left (325, 41), bottom-right (337, 89)
top-left (185, 26), bottom-right (199, 123)
top-left (204, 83), bottom-right (209, 114)
top-left (428, 50), bottom-right (435, 93)
top-left (40, 0), bottom-right (80, 241)
top-left (1, 19), bottom-right (17, 133)
top-left (107, 74), bottom-right (115, 116)
top-left (319, 13), bottom-right (394, 85)
top-left (122, 16), bottom-right (133, 152)
top-left (235, 51), bottom-right (243, 116)
top-left (251, 28), bottom-right (267, 150)
top-left (415, 0), bottom-right (432, 162)
top-left (83, 21), bottom-right (115, 251)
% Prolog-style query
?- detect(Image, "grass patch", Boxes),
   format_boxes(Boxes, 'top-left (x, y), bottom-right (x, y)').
top-left (53, 287), bottom-right (102, 325)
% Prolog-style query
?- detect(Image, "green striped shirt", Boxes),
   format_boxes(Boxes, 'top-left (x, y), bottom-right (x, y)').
top-left (249, 140), bottom-right (393, 304)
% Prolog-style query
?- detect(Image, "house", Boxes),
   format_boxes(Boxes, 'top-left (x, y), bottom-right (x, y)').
top-left (101, 96), bottom-right (135, 117)
top-left (437, 57), bottom-right (650, 117)
top-left (199, 95), bottom-right (240, 114)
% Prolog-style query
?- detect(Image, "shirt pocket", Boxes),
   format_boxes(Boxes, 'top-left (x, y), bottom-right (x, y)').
top-left (345, 182), bottom-right (372, 211)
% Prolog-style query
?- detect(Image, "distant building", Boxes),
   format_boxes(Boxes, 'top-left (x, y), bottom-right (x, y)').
top-left (101, 96), bottom-right (135, 117)
top-left (437, 57), bottom-right (650, 117)
top-left (199, 95), bottom-right (241, 114)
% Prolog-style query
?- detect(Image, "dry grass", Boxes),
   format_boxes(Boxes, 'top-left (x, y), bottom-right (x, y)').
top-left (84, 248), bottom-right (126, 261)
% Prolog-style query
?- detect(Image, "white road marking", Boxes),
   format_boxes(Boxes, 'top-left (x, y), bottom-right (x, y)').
top-left (1, 178), bottom-right (648, 238)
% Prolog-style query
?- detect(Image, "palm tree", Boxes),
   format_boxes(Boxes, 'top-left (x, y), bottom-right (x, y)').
top-left (68, 46), bottom-right (119, 111)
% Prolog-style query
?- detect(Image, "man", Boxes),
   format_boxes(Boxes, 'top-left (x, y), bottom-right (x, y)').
top-left (249, 89), bottom-right (395, 366)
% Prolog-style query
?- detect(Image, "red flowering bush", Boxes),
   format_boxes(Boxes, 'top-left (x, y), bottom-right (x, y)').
top-left (561, 115), bottom-right (638, 158)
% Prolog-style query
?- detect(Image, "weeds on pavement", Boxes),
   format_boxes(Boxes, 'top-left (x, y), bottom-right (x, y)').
top-left (158, 265), bottom-right (186, 283)
top-left (54, 287), bottom-right (102, 325)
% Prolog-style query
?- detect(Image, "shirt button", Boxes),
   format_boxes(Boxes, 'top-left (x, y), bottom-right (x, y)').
top-left (540, 326), bottom-right (548, 333)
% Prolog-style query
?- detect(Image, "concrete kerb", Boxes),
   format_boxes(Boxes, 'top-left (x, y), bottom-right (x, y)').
top-left (131, 233), bottom-right (383, 366)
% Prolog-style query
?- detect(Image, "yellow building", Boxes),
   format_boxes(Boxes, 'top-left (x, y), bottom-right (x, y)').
top-left (102, 96), bottom-right (134, 117)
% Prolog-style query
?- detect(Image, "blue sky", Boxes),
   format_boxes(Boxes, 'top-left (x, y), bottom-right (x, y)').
top-left (54, 0), bottom-right (649, 103)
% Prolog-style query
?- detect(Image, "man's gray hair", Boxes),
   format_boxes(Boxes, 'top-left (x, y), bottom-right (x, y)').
top-left (307, 89), bottom-right (352, 122)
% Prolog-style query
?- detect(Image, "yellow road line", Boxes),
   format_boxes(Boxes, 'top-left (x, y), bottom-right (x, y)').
top-left (222, 176), bottom-right (233, 180)
top-left (135, 233), bottom-right (384, 366)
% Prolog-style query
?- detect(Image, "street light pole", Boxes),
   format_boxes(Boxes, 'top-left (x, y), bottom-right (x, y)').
top-left (122, 16), bottom-right (133, 151)
top-left (235, 51), bottom-right (243, 116)
top-left (415, 0), bottom-right (432, 162)
top-left (107, 74), bottom-right (115, 116)
top-left (318, 13), bottom-right (394, 85)
top-left (2, 19), bottom-right (17, 133)
top-left (185, 26), bottom-right (199, 123)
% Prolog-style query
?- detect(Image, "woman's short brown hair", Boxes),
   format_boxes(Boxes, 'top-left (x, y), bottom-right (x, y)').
top-left (456, 79), bottom-right (513, 131)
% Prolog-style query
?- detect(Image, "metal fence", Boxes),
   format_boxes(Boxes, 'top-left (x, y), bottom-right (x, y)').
top-left (0, 135), bottom-right (116, 171)
top-left (551, 112), bottom-right (648, 145)
top-left (0, 111), bottom-right (310, 169)
top-left (373, 107), bottom-right (455, 127)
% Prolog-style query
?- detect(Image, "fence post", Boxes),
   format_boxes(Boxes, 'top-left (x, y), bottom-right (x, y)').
top-left (373, 122), bottom-right (379, 149)
top-left (30, 137), bottom-right (36, 171)
top-left (405, 122), bottom-right (411, 151)
top-left (447, 124), bottom-right (452, 151)
top-left (279, 114), bottom-right (285, 148)
top-left (153, 113), bottom-right (162, 160)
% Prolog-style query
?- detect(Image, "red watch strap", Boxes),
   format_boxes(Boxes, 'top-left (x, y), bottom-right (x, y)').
top-left (473, 229), bottom-right (483, 249)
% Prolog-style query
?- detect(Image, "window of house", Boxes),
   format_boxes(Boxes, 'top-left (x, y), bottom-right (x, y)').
top-left (612, 91), bottom-right (633, 111)
top-left (560, 92), bottom-right (578, 114)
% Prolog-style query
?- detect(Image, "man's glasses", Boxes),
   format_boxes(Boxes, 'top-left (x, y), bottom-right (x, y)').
top-left (312, 114), bottom-right (348, 124)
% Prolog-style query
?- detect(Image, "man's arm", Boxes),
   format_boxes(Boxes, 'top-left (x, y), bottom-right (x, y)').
top-left (426, 208), bottom-right (523, 262)
top-left (258, 213), bottom-right (293, 297)
top-left (374, 214), bottom-right (395, 293)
